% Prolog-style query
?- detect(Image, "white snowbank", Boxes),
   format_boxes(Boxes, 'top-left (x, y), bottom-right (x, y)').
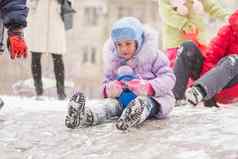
top-left (0, 95), bottom-right (238, 159)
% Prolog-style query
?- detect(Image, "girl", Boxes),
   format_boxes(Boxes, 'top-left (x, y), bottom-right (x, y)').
top-left (65, 17), bottom-right (176, 130)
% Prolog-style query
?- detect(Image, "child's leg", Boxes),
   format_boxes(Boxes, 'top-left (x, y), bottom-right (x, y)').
top-left (115, 96), bottom-right (158, 130)
top-left (82, 98), bottom-right (122, 126)
top-left (225, 72), bottom-right (238, 88)
top-left (31, 52), bottom-right (43, 96)
top-left (51, 54), bottom-right (66, 100)
top-left (173, 41), bottom-right (204, 100)
top-left (186, 55), bottom-right (238, 105)
top-left (65, 92), bottom-right (122, 129)
top-left (152, 93), bottom-right (175, 119)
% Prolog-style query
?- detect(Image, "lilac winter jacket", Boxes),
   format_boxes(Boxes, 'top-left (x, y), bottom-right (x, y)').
top-left (102, 27), bottom-right (176, 119)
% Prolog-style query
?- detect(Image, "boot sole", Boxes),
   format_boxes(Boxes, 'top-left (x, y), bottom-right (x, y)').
top-left (65, 92), bottom-right (85, 129)
top-left (116, 100), bottom-right (143, 130)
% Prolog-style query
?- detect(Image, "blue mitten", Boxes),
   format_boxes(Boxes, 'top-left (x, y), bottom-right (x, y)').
top-left (116, 65), bottom-right (137, 109)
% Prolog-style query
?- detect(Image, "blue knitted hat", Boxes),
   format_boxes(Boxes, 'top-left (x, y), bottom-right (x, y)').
top-left (111, 17), bottom-right (144, 50)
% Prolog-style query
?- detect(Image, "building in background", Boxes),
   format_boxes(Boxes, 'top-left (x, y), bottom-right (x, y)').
top-left (66, 0), bottom-right (160, 98)
top-left (65, 0), bottom-right (108, 98)
top-left (0, 0), bottom-right (237, 98)
top-left (222, 0), bottom-right (237, 9)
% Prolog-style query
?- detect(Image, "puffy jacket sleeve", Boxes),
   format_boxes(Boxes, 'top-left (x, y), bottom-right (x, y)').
top-left (202, 25), bottom-right (231, 74)
top-left (159, 0), bottom-right (188, 30)
top-left (1, 0), bottom-right (28, 28)
top-left (149, 51), bottom-right (176, 97)
top-left (101, 39), bottom-right (117, 97)
top-left (202, 0), bottom-right (230, 20)
top-left (102, 39), bottom-right (116, 83)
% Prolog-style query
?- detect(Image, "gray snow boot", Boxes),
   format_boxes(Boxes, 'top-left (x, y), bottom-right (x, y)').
top-left (185, 86), bottom-right (204, 106)
top-left (116, 96), bottom-right (153, 130)
top-left (65, 92), bottom-right (88, 129)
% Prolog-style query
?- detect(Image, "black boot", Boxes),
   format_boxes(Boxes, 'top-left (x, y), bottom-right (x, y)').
top-left (52, 54), bottom-right (66, 100)
top-left (0, 97), bottom-right (4, 110)
top-left (56, 78), bottom-right (66, 100)
top-left (31, 52), bottom-right (43, 96)
top-left (204, 98), bottom-right (219, 107)
top-left (35, 81), bottom-right (43, 97)
top-left (57, 85), bottom-right (66, 100)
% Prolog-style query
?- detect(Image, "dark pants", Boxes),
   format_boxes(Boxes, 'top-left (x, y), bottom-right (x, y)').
top-left (0, 97), bottom-right (4, 108)
top-left (0, 16), bottom-right (4, 52)
top-left (148, 97), bottom-right (159, 118)
top-left (173, 41), bottom-right (238, 101)
top-left (31, 52), bottom-right (65, 98)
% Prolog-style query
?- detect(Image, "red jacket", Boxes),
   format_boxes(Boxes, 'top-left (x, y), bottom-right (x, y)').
top-left (201, 10), bottom-right (238, 104)
top-left (202, 25), bottom-right (238, 74)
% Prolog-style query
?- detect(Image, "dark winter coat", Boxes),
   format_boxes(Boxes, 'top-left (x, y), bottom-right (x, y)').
top-left (0, 0), bottom-right (28, 28)
top-left (0, 0), bottom-right (28, 51)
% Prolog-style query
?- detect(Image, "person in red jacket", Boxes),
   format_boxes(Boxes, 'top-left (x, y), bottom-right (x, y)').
top-left (173, 9), bottom-right (238, 107)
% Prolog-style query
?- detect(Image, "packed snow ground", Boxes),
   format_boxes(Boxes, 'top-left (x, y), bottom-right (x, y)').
top-left (0, 95), bottom-right (238, 159)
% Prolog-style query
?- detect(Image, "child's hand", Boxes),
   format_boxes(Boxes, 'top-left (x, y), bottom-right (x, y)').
top-left (127, 79), bottom-right (154, 96)
top-left (177, 5), bottom-right (188, 16)
top-left (170, 0), bottom-right (188, 16)
top-left (105, 80), bottom-right (123, 98)
top-left (182, 22), bottom-right (197, 34)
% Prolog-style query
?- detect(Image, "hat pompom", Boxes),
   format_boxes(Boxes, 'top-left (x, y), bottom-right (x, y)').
top-left (177, 5), bottom-right (188, 16)
top-left (117, 65), bottom-right (134, 77)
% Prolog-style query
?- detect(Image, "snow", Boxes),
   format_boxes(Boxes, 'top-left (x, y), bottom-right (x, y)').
top-left (12, 78), bottom-right (74, 97)
top-left (0, 95), bottom-right (238, 159)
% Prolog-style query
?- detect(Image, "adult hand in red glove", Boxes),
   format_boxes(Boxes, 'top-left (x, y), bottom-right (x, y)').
top-left (7, 28), bottom-right (27, 59)
top-left (127, 79), bottom-right (154, 96)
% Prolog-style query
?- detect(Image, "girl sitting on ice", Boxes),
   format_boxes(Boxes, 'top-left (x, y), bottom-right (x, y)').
top-left (65, 17), bottom-right (176, 130)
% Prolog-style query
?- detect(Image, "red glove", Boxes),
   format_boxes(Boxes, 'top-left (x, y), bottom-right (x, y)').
top-left (7, 28), bottom-right (27, 59)
top-left (104, 80), bottom-right (123, 98)
top-left (127, 79), bottom-right (154, 96)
